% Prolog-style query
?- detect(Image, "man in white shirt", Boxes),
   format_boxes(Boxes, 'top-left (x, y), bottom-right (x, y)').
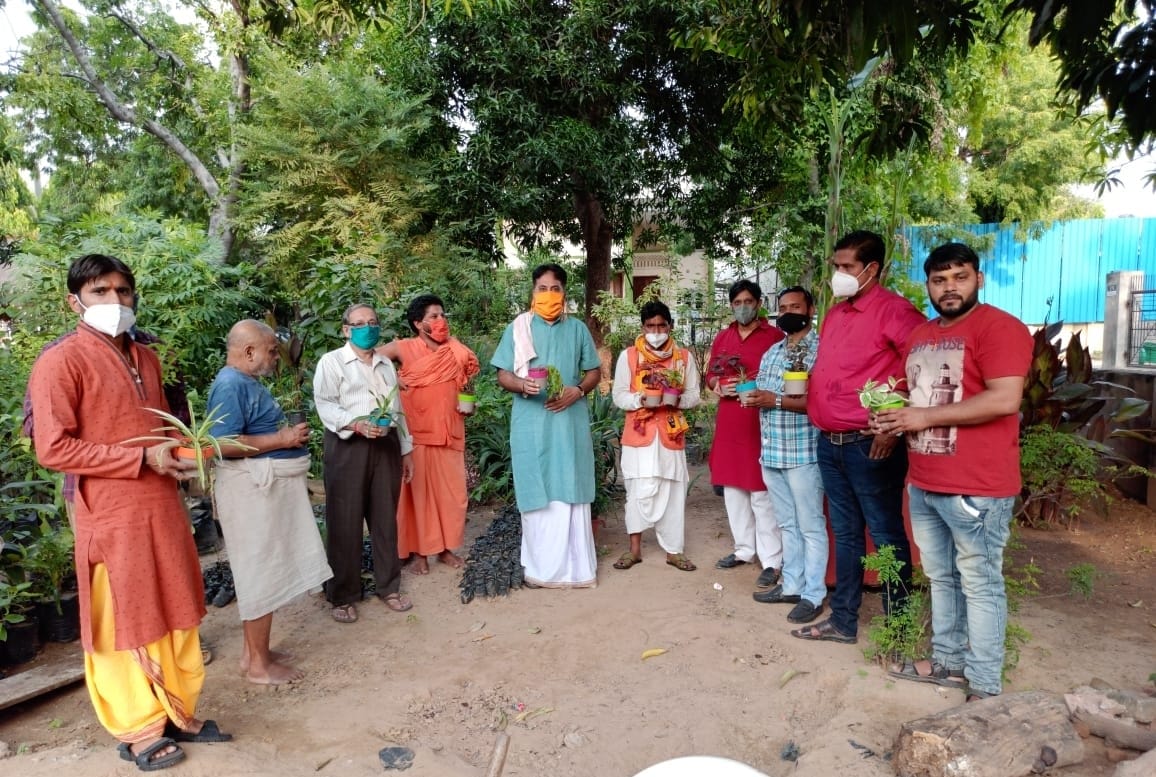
top-left (313, 303), bottom-right (415, 624)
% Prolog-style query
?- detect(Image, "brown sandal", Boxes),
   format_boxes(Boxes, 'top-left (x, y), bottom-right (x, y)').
top-left (665, 553), bottom-right (697, 572)
top-left (613, 552), bottom-right (642, 570)
top-left (382, 593), bottom-right (413, 612)
top-left (331, 604), bottom-right (358, 623)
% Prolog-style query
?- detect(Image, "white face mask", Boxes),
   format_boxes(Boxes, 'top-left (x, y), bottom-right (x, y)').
top-left (830, 265), bottom-right (870, 298)
top-left (78, 301), bottom-right (136, 337)
top-left (644, 332), bottom-right (669, 348)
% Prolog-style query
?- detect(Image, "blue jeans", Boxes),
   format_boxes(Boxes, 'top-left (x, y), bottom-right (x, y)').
top-left (817, 435), bottom-right (911, 636)
top-left (762, 463), bottom-right (828, 606)
top-left (908, 485), bottom-right (1013, 696)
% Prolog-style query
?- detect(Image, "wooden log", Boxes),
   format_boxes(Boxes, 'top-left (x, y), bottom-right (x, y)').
top-left (894, 691), bottom-right (1085, 777)
top-left (1073, 710), bottom-right (1156, 752)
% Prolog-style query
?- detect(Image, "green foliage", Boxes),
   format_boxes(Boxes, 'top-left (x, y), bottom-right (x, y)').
top-left (1019, 426), bottom-right (1105, 527)
top-left (587, 389), bottom-right (624, 519)
top-left (1065, 562), bottom-right (1100, 600)
top-left (464, 368), bottom-right (514, 505)
top-left (861, 544), bottom-right (928, 663)
top-left (22, 519), bottom-right (74, 612)
top-left (0, 580), bottom-right (38, 642)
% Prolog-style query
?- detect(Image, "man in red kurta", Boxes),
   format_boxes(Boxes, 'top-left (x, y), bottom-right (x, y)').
top-left (706, 279), bottom-right (785, 585)
top-left (28, 254), bottom-right (228, 771)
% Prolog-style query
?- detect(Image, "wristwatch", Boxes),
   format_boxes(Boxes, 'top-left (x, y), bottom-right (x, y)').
top-left (774, 394), bottom-right (783, 410)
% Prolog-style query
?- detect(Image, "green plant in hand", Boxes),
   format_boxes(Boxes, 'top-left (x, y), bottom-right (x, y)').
top-left (858, 378), bottom-right (906, 411)
top-left (545, 365), bottom-right (564, 401)
top-left (124, 400), bottom-right (253, 489)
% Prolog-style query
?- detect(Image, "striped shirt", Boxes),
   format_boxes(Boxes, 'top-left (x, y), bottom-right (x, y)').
top-left (313, 343), bottom-right (413, 454)
top-left (757, 329), bottom-right (820, 469)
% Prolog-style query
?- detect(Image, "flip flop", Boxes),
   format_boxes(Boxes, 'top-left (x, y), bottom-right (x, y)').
top-left (613, 552), bottom-right (642, 570)
top-left (789, 619), bottom-right (857, 644)
top-left (165, 719), bottom-right (234, 743)
top-left (889, 659), bottom-right (965, 688)
top-left (117, 737), bottom-right (186, 772)
top-left (382, 593), bottom-right (413, 612)
top-left (331, 604), bottom-right (358, 623)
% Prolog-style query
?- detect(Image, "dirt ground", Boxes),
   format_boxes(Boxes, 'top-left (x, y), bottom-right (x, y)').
top-left (1, 463), bottom-right (1154, 777)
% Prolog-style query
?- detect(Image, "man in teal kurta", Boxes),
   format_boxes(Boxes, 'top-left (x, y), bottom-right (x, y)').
top-left (492, 263), bottom-right (602, 587)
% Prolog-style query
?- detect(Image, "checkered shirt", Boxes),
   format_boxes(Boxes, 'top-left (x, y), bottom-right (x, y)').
top-left (756, 329), bottom-right (820, 469)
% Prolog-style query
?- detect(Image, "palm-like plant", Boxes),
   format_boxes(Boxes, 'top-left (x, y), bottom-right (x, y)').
top-left (125, 400), bottom-right (253, 489)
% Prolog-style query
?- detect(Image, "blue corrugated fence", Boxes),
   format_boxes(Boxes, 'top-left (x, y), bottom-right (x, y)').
top-left (903, 218), bottom-right (1155, 324)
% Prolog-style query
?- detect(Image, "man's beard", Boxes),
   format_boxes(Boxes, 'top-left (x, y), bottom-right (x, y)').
top-left (931, 290), bottom-right (979, 320)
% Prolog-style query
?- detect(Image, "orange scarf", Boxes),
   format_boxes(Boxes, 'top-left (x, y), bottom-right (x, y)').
top-left (399, 338), bottom-right (480, 390)
top-left (631, 336), bottom-right (690, 441)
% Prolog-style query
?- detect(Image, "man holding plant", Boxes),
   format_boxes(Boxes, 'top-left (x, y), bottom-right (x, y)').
top-left (799, 230), bottom-right (925, 644)
top-left (706, 279), bottom-right (784, 586)
top-left (28, 254), bottom-right (229, 771)
top-left (610, 300), bottom-right (702, 572)
top-left (208, 319), bottom-right (333, 684)
top-left (492, 263), bottom-right (602, 588)
top-left (314, 303), bottom-right (414, 623)
top-left (872, 243), bottom-right (1031, 700)
top-left (743, 287), bottom-right (827, 624)
top-left (378, 294), bottom-right (480, 576)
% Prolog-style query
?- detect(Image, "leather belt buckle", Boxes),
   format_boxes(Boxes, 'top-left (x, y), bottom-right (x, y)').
top-left (824, 431), bottom-right (863, 445)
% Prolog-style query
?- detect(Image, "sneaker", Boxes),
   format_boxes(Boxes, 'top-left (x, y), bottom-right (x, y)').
top-left (755, 566), bottom-right (780, 588)
top-left (787, 600), bottom-right (824, 623)
top-left (752, 584), bottom-right (801, 604)
top-left (715, 553), bottom-right (748, 569)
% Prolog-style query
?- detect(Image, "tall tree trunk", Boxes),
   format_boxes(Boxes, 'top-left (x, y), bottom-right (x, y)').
top-left (574, 189), bottom-right (611, 347)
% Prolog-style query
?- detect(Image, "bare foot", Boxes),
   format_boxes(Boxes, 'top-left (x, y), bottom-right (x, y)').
top-left (245, 660), bottom-right (305, 686)
top-left (240, 649), bottom-right (296, 676)
top-left (438, 550), bottom-right (464, 569)
top-left (411, 556), bottom-right (430, 575)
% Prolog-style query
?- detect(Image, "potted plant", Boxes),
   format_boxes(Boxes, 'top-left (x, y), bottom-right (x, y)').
top-left (366, 386), bottom-right (407, 431)
top-left (858, 378), bottom-right (907, 412)
top-left (710, 353), bottom-right (756, 399)
top-left (544, 365), bottom-right (565, 401)
top-left (125, 399), bottom-right (254, 490)
top-left (457, 379), bottom-right (477, 415)
top-left (660, 369), bottom-right (685, 406)
top-left (783, 341), bottom-right (810, 396)
top-left (24, 520), bottom-right (79, 643)
top-left (526, 366), bottom-right (549, 397)
top-left (0, 579), bottom-right (40, 665)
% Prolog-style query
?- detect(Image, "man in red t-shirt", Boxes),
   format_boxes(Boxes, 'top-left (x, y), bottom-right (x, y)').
top-left (873, 242), bottom-right (1031, 701)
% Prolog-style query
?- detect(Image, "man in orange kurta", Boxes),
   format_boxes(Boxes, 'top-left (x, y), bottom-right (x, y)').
top-left (28, 254), bottom-right (228, 771)
top-left (379, 294), bottom-right (479, 575)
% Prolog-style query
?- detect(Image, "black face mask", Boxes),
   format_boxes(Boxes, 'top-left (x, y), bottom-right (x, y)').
top-left (776, 312), bottom-right (810, 335)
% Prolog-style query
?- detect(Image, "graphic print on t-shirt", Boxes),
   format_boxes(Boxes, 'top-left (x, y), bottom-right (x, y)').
top-left (905, 336), bottom-right (965, 456)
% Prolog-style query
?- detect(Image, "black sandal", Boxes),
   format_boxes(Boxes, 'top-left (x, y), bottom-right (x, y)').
top-left (789, 618), bottom-right (856, 644)
top-left (117, 737), bottom-right (186, 772)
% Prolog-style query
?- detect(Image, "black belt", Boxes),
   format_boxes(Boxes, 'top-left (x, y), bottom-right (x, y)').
top-left (821, 430), bottom-right (868, 445)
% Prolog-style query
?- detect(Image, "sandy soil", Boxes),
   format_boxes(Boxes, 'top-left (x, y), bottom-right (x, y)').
top-left (1, 464), bottom-right (1154, 776)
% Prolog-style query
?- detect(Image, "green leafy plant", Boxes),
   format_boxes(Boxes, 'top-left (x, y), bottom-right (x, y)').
top-left (366, 386), bottom-right (406, 432)
top-left (659, 369), bottom-right (685, 390)
top-left (124, 400), bottom-right (253, 489)
top-left (587, 389), bottom-right (624, 519)
top-left (1065, 562), bottom-right (1100, 600)
top-left (858, 378), bottom-right (907, 411)
top-left (545, 366), bottom-right (564, 401)
top-left (465, 369), bottom-right (514, 505)
top-left (861, 545), bottom-right (928, 664)
top-left (0, 579), bottom-right (37, 641)
top-left (23, 519), bottom-right (75, 613)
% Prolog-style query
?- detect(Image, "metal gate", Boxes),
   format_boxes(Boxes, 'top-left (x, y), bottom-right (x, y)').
top-left (1130, 289), bottom-right (1156, 366)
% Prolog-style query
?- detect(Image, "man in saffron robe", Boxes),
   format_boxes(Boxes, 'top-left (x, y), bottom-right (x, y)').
top-left (379, 294), bottom-right (480, 575)
top-left (610, 300), bottom-right (702, 571)
top-left (28, 254), bottom-right (230, 772)
top-left (491, 263), bottom-right (602, 588)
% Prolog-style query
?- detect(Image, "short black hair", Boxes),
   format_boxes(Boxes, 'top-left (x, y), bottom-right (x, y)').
top-left (833, 230), bottom-right (886, 269)
top-left (531, 263), bottom-right (567, 288)
top-left (728, 279), bottom-right (762, 304)
top-left (639, 300), bottom-right (673, 326)
top-left (777, 286), bottom-right (814, 308)
top-left (924, 242), bottom-right (980, 277)
top-left (67, 254), bottom-right (135, 295)
top-left (406, 294), bottom-right (445, 333)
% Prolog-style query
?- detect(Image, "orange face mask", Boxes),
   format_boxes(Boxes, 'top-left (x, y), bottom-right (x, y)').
top-left (532, 290), bottom-right (565, 321)
top-left (425, 318), bottom-right (450, 343)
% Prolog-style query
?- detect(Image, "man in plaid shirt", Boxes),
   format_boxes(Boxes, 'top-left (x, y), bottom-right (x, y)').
top-left (742, 287), bottom-right (827, 624)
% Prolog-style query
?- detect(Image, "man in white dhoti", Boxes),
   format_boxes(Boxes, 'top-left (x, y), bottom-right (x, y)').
top-left (209, 320), bottom-right (333, 685)
top-left (610, 301), bottom-right (701, 571)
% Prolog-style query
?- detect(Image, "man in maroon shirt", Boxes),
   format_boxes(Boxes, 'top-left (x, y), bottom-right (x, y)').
top-left (706, 279), bottom-right (784, 586)
top-left (794, 230), bottom-right (926, 644)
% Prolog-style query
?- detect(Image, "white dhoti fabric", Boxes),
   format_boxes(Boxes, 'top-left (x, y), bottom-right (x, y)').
top-left (213, 456), bottom-right (333, 620)
top-left (621, 436), bottom-right (688, 554)
top-left (520, 501), bottom-right (597, 588)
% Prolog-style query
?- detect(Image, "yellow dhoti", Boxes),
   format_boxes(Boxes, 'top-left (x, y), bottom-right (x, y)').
top-left (84, 563), bottom-right (204, 744)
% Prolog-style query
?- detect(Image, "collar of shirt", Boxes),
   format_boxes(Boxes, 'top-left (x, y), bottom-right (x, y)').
top-left (340, 341), bottom-right (388, 368)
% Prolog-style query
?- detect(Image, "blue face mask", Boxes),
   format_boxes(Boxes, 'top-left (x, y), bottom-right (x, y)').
top-left (349, 324), bottom-right (381, 350)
